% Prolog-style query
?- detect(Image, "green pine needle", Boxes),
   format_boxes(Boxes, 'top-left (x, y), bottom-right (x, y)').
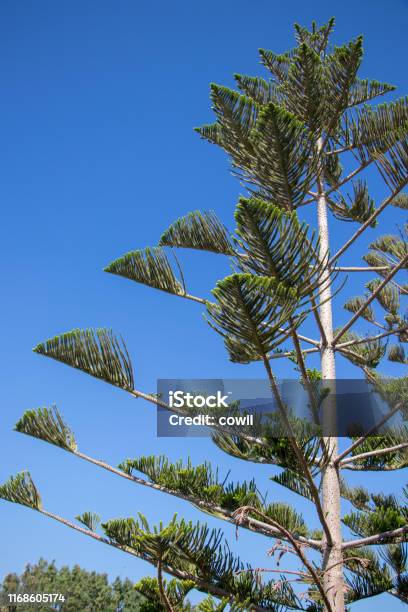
top-left (33, 328), bottom-right (134, 390)
top-left (76, 511), bottom-right (101, 532)
top-left (159, 210), bottom-right (234, 255)
top-left (0, 472), bottom-right (42, 510)
top-left (104, 247), bottom-right (185, 296)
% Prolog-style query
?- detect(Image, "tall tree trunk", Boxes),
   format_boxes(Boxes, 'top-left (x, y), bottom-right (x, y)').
top-left (317, 139), bottom-right (344, 612)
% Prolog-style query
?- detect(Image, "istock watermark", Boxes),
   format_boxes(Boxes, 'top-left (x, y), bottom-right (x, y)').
top-left (169, 390), bottom-right (230, 409)
top-left (157, 379), bottom-right (402, 438)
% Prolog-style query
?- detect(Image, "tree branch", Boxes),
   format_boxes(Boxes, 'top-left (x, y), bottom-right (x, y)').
top-left (37, 507), bottom-right (260, 607)
top-left (342, 525), bottom-right (408, 550)
top-left (334, 403), bottom-right (402, 465)
top-left (299, 158), bottom-right (374, 207)
top-left (72, 449), bottom-right (322, 549)
top-left (278, 327), bottom-right (320, 347)
top-left (330, 184), bottom-right (408, 265)
top-left (336, 327), bottom-right (407, 349)
top-left (340, 442), bottom-right (408, 467)
top-left (234, 506), bottom-right (333, 612)
top-left (332, 266), bottom-right (391, 272)
top-left (268, 347), bottom-right (320, 360)
top-left (332, 256), bottom-right (408, 344)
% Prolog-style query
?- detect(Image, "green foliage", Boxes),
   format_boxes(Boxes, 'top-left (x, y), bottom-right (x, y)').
top-left (392, 192), bottom-right (408, 209)
top-left (343, 500), bottom-right (406, 539)
top-left (134, 576), bottom-right (194, 611)
top-left (329, 180), bottom-right (376, 225)
top-left (259, 48), bottom-right (293, 82)
top-left (343, 297), bottom-right (375, 323)
top-left (206, 273), bottom-right (301, 363)
top-left (344, 97), bottom-right (408, 159)
top-left (15, 406), bottom-right (77, 452)
top-left (0, 558), bottom-right (144, 611)
top-left (159, 210), bottom-right (234, 255)
top-left (348, 79), bottom-right (396, 107)
top-left (0, 472), bottom-right (41, 510)
top-left (104, 247), bottom-right (186, 296)
top-left (102, 514), bottom-right (308, 609)
top-left (211, 430), bottom-right (290, 465)
top-left (118, 455), bottom-right (308, 536)
top-left (281, 42), bottom-right (324, 131)
top-left (388, 344), bottom-right (407, 364)
top-left (76, 511), bottom-right (101, 532)
top-left (345, 426), bottom-right (408, 471)
top-left (336, 330), bottom-right (386, 368)
top-left (234, 197), bottom-right (328, 297)
top-left (194, 595), bottom-right (229, 611)
top-left (234, 73), bottom-right (280, 105)
top-left (369, 234), bottom-right (407, 263)
top-left (271, 468), bottom-right (313, 501)
top-left (340, 482), bottom-right (370, 512)
top-left (33, 328), bottom-right (134, 391)
top-left (196, 90), bottom-right (314, 209)
top-left (322, 37), bottom-right (363, 132)
top-left (365, 278), bottom-right (400, 315)
top-left (249, 102), bottom-right (314, 208)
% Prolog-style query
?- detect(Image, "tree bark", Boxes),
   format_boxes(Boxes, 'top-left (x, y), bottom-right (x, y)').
top-left (317, 138), bottom-right (344, 612)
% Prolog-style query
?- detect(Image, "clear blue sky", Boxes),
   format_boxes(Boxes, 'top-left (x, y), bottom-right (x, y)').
top-left (0, 1), bottom-right (407, 609)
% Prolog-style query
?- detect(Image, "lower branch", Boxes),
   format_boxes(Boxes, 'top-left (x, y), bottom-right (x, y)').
top-left (72, 449), bottom-right (321, 548)
top-left (234, 506), bottom-right (333, 612)
top-left (37, 507), bottom-right (266, 610)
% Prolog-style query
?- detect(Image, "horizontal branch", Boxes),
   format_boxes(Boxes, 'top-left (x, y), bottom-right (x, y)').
top-left (332, 266), bottom-right (391, 272)
top-left (72, 449), bottom-right (321, 549)
top-left (343, 524), bottom-right (408, 550)
top-left (183, 293), bottom-right (206, 304)
top-left (340, 442), bottom-right (408, 467)
top-left (336, 327), bottom-right (407, 349)
top-left (278, 328), bottom-right (320, 347)
top-left (335, 403), bottom-right (402, 465)
top-left (268, 347), bottom-right (320, 360)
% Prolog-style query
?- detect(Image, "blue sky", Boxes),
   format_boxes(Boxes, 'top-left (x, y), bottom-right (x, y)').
top-left (0, 0), bottom-right (407, 609)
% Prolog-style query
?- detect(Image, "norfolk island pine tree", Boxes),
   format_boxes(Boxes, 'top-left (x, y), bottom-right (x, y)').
top-left (1, 18), bottom-right (407, 612)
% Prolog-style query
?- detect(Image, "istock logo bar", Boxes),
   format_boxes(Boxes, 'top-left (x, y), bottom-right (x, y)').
top-left (157, 378), bottom-right (398, 438)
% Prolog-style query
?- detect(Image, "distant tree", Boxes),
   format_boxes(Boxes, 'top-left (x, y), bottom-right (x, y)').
top-left (0, 559), bottom-right (144, 611)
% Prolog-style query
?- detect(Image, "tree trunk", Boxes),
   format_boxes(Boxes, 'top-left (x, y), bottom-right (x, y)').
top-left (317, 139), bottom-right (344, 612)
